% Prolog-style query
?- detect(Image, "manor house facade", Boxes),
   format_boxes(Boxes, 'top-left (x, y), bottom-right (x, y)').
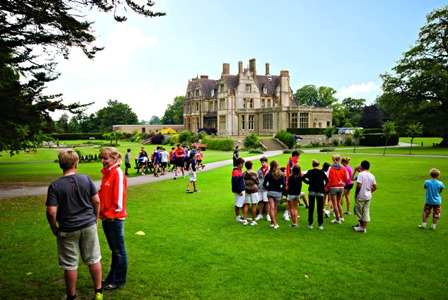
top-left (183, 58), bottom-right (332, 137)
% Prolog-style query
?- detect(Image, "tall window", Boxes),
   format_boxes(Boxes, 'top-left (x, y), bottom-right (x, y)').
top-left (220, 84), bottom-right (224, 92)
top-left (267, 99), bottom-right (271, 108)
top-left (249, 99), bottom-right (253, 108)
top-left (248, 115), bottom-right (254, 130)
top-left (195, 90), bottom-right (200, 97)
top-left (299, 113), bottom-right (309, 128)
top-left (263, 87), bottom-right (267, 94)
top-left (195, 118), bottom-right (199, 130)
top-left (243, 98), bottom-right (246, 108)
top-left (187, 104), bottom-right (191, 113)
top-left (241, 115), bottom-right (245, 130)
top-left (261, 99), bottom-right (265, 108)
top-left (245, 84), bottom-right (251, 92)
top-left (220, 99), bottom-right (225, 109)
top-left (187, 118), bottom-right (191, 130)
top-left (263, 114), bottom-right (273, 130)
top-left (290, 113), bottom-right (298, 128)
top-left (196, 102), bottom-right (199, 112)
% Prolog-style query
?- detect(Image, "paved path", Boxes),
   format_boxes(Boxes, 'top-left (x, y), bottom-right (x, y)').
top-left (0, 151), bottom-right (284, 198)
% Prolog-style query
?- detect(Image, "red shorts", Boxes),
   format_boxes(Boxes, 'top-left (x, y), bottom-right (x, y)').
top-left (423, 204), bottom-right (441, 219)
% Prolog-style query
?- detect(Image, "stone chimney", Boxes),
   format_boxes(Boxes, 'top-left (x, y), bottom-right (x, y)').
top-left (222, 63), bottom-right (230, 75)
top-left (200, 75), bottom-right (208, 79)
top-left (265, 63), bottom-right (270, 76)
top-left (238, 61), bottom-right (243, 74)
top-left (249, 58), bottom-right (256, 76)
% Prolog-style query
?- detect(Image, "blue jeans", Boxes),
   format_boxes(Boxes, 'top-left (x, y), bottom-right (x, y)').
top-left (102, 219), bottom-right (127, 286)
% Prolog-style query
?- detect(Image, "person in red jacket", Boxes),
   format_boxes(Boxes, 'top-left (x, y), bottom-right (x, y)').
top-left (327, 154), bottom-right (349, 224)
top-left (99, 147), bottom-right (128, 291)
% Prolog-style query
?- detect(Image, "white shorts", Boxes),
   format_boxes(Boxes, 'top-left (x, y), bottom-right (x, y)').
top-left (234, 191), bottom-right (245, 208)
top-left (258, 190), bottom-right (268, 202)
top-left (245, 192), bottom-right (259, 204)
top-left (189, 171), bottom-right (196, 182)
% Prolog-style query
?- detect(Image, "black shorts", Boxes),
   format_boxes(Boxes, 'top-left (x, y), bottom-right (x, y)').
top-left (125, 163), bottom-right (131, 168)
top-left (175, 158), bottom-right (184, 167)
top-left (344, 184), bottom-right (354, 190)
top-left (161, 162), bottom-right (167, 168)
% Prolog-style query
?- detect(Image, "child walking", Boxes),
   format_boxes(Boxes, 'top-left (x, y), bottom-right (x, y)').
top-left (186, 152), bottom-right (199, 193)
top-left (418, 168), bottom-right (445, 230)
top-left (232, 158), bottom-right (246, 222)
top-left (242, 161), bottom-right (259, 226)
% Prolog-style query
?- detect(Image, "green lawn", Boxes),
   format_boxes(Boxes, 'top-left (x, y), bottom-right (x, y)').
top-left (1, 149), bottom-right (448, 299)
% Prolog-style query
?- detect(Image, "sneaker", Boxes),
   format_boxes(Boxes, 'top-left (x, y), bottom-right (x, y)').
top-left (242, 220), bottom-right (249, 226)
top-left (290, 224), bottom-right (298, 228)
top-left (343, 211), bottom-right (351, 215)
top-left (141, 172), bottom-right (145, 175)
top-left (353, 225), bottom-right (361, 230)
top-left (202, 165), bottom-right (205, 169)
top-left (269, 224), bottom-right (275, 228)
top-left (250, 221), bottom-right (257, 226)
top-left (355, 227), bottom-right (366, 233)
top-left (236, 216), bottom-right (244, 222)
top-left (430, 227), bottom-right (436, 230)
top-left (308, 224), bottom-right (313, 229)
top-left (182, 175), bottom-right (185, 178)
top-left (255, 214), bottom-right (263, 221)
top-left (193, 190), bottom-right (200, 192)
top-left (266, 215), bottom-right (271, 221)
top-left (173, 176), bottom-right (177, 180)
top-left (283, 213), bottom-right (290, 221)
top-left (273, 224), bottom-right (280, 229)
top-left (352, 224), bottom-right (361, 228)
top-left (417, 225), bottom-right (426, 229)
top-left (94, 292), bottom-right (104, 300)
top-left (325, 211), bottom-right (330, 218)
top-left (318, 225), bottom-right (324, 230)
top-left (331, 219), bottom-right (341, 224)
top-left (186, 190), bottom-right (193, 193)
top-left (340, 218), bottom-right (345, 222)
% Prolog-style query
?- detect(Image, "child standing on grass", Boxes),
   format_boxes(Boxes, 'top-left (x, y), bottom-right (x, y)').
top-left (418, 168), bottom-right (445, 230)
top-left (232, 157), bottom-right (245, 223)
top-left (286, 164), bottom-right (303, 228)
top-left (263, 160), bottom-right (286, 229)
top-left (186, 152), bottom-right (199, 193)
top-left (353, 160), bottom-right (377, 233)
top-left (256, 157), bottom-right (270, 221)
top-left (302, 159), bottom-right (328, 230)
top-left (242, 160), bottom-right (259, 226)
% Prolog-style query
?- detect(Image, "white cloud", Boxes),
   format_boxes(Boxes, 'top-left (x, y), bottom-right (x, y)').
top-left (336, 82), bottom-right (381, 103)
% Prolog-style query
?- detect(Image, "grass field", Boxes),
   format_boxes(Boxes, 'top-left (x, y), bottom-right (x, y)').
top-left (1, 141), bottom-right (448, 299)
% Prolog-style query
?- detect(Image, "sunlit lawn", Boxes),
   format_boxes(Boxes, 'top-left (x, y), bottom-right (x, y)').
top-left (1, 148), bottom-right (448, 299)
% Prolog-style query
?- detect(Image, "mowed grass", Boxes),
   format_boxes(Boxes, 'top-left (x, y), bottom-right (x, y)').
top-left (1, 151), bottom-right (448, 299)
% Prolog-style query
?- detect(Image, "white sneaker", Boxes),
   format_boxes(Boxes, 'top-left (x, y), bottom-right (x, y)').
top-left (242, 220), bottom-right (249, 226)
top-left (250, 221), bottom-right (257, 226)
top-left (325, 210), bottom-right (330, 218)
top-left (266, 215), bottom-right (271, 221)
top-left (269, 224), bottom-right (275, 228)
top-left (255, 214), bottom-right (263, 221)
top-left (331, 219), bottom-right (341, 224)
top-left (236, 216), bottom-right (244, 222)
top-left (273, 224), bottom-right (279, 229)
top-left (354, 227), bottom-right (366, 233)
top-left (340, 218), bottom-right (345, 222)
top-left (308, 225), bottom-right (313, 229)
top-left (283, 213), bottom-right (290, 221)
top-left (318, 225), bottom-right (324, 230)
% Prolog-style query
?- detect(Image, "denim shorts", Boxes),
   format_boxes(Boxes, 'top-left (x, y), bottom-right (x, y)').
top-left (267, 191), bottom-right (283, 201)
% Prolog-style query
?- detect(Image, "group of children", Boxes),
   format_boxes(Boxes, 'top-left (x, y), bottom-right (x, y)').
top-left (231, 152), bottom-right (379, 232)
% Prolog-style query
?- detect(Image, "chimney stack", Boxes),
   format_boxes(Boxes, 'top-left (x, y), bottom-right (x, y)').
top-left (222, 63), bottom-right (230, 75)
top-left (249, 58), bottom-right (256, 76)
top-left (265, 63), bottom-right (270, 76)
top-left (238, 61), bottom-right (243, 73)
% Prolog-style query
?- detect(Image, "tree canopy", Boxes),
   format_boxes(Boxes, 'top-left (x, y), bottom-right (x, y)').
top-left (294, 84), bottom-right (338, 107)
top-left (96, 100), bottom-right (139, 132)
top-left (377, 5), bottom-right (448, 146)
top-left (0, 0), bottom-right (165, 154)
top-left (161, 96), bottom-right (184, 125)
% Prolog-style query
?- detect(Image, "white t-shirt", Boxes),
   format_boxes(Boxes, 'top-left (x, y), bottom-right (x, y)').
top-left (160, 151), bottom-right (169, 163)
top-left (357, 171), bottom-right (376, 201)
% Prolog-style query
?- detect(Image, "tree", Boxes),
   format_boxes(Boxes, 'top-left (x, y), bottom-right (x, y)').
top-left (161, 96), bottom-right (184, 124)
top-left (324, 126), bottom-right (336, 145)
top-left (55, 113), bottom-right (70, 132)
top-left (358, 104), bottom-right (383, 128)
top-left (406, 122), bottom-right (424, 154)
top-left (342, 97), bottom-right (366, 126)
top-left (96, 100), bottom-right (139, 132)
top-left (382, 121), bottom-right (396, 156)
top-left (294, 85), bottom-right (338, 107)
top-left (0, 1), bottom-right (165, 154)
top-left (377, 5), bottom-right (448, 146)
top-left (352, 128), bottom-right (365, 153)
top-left (149, 115), bottom-right (161, 125)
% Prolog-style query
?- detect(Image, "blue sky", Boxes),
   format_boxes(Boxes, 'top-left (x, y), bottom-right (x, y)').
top-left (47, 0), bottom-right (447, 121)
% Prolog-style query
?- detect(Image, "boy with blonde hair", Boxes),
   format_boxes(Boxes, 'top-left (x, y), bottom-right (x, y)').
top-left (418, 168), bottom-right (445, 230)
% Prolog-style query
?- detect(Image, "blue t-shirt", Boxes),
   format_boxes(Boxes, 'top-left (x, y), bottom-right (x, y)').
top-left (424, 179), bottom-right (445, 205)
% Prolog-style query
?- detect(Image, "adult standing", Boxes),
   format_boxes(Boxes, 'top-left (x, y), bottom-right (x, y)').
top-left (46, 149), bottom-right (103, 300)
top-left (99, 147), bottom-right (128, 291)
top-left (174, 144), bottom-right (185, 179)
top-left (124, 148), bottom-right (131, 175)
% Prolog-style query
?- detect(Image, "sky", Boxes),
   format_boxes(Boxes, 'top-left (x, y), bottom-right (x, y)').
top-left (46, 0), bottom-right (447, 122)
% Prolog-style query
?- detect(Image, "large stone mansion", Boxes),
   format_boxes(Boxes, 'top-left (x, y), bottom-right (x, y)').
top-left (183, 58), bottom-right (332, 136)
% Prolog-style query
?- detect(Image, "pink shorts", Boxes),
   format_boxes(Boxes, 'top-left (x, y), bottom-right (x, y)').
top-left (423, 204), bottom-right (441, 219)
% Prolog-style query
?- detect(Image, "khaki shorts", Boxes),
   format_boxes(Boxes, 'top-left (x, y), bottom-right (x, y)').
top-left (57, 224), bottom-right (101, 270)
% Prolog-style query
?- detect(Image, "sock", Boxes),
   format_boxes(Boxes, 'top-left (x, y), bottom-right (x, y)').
top-left (422, 222), bottom-right (427, 227)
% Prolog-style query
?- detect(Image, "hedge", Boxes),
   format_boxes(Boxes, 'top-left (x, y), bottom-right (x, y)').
top-left (360, 133), bottom-right (399, 146)
top-left (202, 137), bottom-right (234, 151)
top-left (51, 133), bottom-right (105, 140)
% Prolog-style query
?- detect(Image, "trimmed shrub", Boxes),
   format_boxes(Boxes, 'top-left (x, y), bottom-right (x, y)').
top-left (244, 132), bottom-right (260, 149)
top-left (275, 130), bottom-right (294, 148)
top-left (150, 134), bottom-right (165, 144)
top-left (360, 133), bottom-right (399, 146)
top-left (202, 137), bottom-right (234, 151)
